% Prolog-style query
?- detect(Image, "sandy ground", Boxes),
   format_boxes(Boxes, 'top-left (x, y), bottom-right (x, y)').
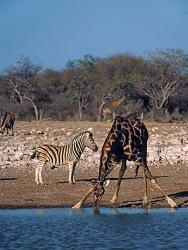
top-left (0, 120), bottom-right (187, 209)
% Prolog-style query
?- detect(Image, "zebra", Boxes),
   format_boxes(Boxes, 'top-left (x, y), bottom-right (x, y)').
top-left (31, 128), bottom-right (98, 185)
top-left (0, 112), bottom-right (15, 136)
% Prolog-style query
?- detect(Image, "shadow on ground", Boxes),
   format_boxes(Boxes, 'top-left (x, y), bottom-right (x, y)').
top-left (57, 175), bottom-right (169, 184)
top-left (0, 177), bottom-right (17, 181)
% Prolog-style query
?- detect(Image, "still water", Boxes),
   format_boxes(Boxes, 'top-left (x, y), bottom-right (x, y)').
top-left (0, 207), bottom-right (188, 250)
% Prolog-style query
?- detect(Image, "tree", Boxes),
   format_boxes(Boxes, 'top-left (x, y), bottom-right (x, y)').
top-left (4, 56), bottom-right (45, 120)
top-left (134, 49), bottom-right (188, 113)
top-left (65, 55), bottom-right (98, 120)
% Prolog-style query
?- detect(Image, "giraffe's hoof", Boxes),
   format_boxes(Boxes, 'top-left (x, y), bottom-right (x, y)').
top-left (142, 198), bottom-right (149, 206)
top-left (167, 197), bottom-right (178, 208)
top-left (72, 202), bottom-right (82, 209)
top-left (110, 197), bottom-right (117, 204)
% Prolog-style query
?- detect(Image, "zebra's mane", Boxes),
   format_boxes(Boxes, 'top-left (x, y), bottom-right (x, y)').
top-left (72, 130), bottom-right (93, 142)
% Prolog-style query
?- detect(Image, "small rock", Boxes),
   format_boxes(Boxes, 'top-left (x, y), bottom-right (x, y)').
top-left (66, 132), bottom-right (72, 136)
top-left (5, 160), bottom-right (11, 166)
top-left (36, 129), bottom-right (44, 135)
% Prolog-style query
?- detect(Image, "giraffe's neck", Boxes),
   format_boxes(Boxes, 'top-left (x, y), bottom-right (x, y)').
top-left (98, 155), bottom-right (119, 182)
top-left (98, 120), bottom-right (123, 182)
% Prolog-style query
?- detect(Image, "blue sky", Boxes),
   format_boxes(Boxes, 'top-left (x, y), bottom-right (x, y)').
top-left (0, 0), bottom-right (188, 71)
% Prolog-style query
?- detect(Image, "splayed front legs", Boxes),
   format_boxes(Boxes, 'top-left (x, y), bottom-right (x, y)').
top-left (141, 165), bottom-right (177, 208)
top-left (72, 163), bottom-right (177, 209)
top-left (110, 161), bottom-right (127, 204)
top-left (142, 168), bottom-right (148, 205)
top-left (72, 186), bottom-right (96, 209)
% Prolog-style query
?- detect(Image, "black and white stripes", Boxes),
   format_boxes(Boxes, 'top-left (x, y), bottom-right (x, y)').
top-left (33, 129), bottom-right (98, 185)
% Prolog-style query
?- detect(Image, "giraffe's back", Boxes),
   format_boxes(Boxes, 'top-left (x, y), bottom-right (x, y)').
top-left (110, 115), bottom-right (149, 161)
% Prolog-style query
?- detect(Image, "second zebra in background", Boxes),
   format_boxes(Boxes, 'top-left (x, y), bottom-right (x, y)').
top-left (31, 128), bottom-right (98, 185)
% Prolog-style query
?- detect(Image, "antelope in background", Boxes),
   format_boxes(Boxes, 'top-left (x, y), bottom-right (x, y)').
top-left (99, 96), bottom-right (125, 121)
top-left (0, 112), bottom-right (15, 136)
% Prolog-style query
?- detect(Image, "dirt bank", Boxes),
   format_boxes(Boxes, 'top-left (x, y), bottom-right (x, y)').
top-left (0, 120), bottom-right (187, 209)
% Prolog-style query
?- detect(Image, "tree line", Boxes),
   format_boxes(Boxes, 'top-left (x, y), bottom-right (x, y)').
top-left (0, 48), bottom-right (187, 122)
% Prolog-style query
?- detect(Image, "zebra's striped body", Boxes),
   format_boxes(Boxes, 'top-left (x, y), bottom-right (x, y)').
top-left (32, 129), bottom-right (98, 185)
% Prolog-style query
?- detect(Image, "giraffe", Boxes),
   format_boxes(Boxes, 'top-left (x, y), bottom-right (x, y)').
top-left (73, 114), bottom-right (177, 210)
top-left (99, 96), bottom-right (125, 121)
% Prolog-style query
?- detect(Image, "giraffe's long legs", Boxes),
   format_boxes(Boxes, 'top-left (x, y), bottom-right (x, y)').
top-left (134, 165), bottom-right (140, 179)
top-left (110, 160), bottom-right (127, 204)
top-left (141, 164), bottom-right (177, 208)
top-left (72, 160), bottom-right (119, 209)
top-left (142, 168), bottom-right (148, 205)
top-left (72, 186), bottom-right (96, 209)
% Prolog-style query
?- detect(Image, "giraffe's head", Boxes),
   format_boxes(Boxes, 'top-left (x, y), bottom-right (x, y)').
top-left (84, 128), bottom-right (98, 152)
top-left (92, 180), bottom-right (110, 210)
top-left (93, 182), bottom-right (105, 210)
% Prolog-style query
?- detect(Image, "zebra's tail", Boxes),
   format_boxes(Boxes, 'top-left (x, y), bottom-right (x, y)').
top-left (30, 149), bottom-right (36, 159)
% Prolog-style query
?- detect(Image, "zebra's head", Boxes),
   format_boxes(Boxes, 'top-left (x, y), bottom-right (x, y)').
top-left (84, 129), bottom-right (98, 152)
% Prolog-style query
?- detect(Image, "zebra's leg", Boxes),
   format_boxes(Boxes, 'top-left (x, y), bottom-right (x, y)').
top-left (35, 165), bottom-right (40, 184)
top-left (38, 162), bottom-right (46, 184)
top-left (35, 161), bottom-right (46, 185)
top-left (69, 162), bottom-right (77, 184)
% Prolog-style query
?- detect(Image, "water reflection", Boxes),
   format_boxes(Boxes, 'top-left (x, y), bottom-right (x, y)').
top-left (0, 207), bottom-right (186, 250)
top-left (35, 209), bottom-right (45, 216)
top-left (170, 207), bottom-right (178, 213)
